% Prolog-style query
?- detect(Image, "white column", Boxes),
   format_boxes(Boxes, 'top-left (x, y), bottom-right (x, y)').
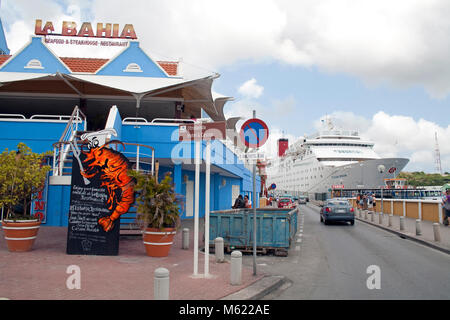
top-left (193, 140), bottom-right (201, 276)
top-left (204, 140), bottom-right (211, 277)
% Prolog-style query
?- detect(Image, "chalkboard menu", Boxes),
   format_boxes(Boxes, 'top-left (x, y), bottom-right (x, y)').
top-left (66, 152), bottom-right (120, 256)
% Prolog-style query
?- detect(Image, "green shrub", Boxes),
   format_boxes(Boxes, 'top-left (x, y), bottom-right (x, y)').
top-left (0, 143), bottom-right (51, 220)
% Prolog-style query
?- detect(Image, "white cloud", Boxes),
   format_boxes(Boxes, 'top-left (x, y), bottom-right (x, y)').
top-left (5, 0), bottom-right (450, 97)
top-left (258, 127), bottom-right (299, 160)
top-left (238, 78), bottom-right (264, 99)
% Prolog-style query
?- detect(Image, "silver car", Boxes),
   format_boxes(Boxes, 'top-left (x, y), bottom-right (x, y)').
top-left (298, 196), bottom-right (307, 204)
top-left (320, 199), bottom-right (355, 225)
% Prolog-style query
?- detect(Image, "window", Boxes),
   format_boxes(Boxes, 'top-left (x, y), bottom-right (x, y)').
top-left (24, 59), bottom-right (44, 69)
top-left (123, 63), bottom-right (143, 73)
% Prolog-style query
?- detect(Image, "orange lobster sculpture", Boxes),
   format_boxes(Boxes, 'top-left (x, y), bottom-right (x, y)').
top-left (81, 141), bottom-right (135, 232)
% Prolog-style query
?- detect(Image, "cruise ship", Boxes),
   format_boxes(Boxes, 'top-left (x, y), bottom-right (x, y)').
top-left (266, 119), bottom-right (409, 197)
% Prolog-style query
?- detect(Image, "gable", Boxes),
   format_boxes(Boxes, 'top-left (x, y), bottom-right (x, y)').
top-left (0, 19), bottom-right (9, 55)
top-left (0, 36), bottom-right (70, 74)
top-left (96, 41), bottom-right (170, 78)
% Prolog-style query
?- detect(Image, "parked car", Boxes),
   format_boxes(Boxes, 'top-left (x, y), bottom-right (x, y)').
top-left (278, 197), bottom-right (294, 209)
top-left (320, 199), bottom-right (354, 225)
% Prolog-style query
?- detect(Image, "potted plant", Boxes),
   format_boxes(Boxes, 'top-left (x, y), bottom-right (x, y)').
top-left (129, 170), bottom-right (183, 257)
top-left (0, 143), bottom-right (51, 252)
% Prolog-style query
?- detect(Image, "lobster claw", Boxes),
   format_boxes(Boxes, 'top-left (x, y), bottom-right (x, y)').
top-left (98, 217), bottom-right (114, 232)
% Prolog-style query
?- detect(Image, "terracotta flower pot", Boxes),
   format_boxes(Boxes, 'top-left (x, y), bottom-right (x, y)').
top-left (143, 227), bottom-right (176, 257)
top-left (1, 219), bottom-right (41, 252)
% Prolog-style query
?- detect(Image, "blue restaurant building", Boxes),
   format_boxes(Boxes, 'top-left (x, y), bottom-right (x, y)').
top-left (0, 19), bottom-right (260, 228)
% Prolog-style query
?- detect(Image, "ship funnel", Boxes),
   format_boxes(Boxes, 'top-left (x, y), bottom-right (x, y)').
top-left (278, 138), bottom-right (289, 157)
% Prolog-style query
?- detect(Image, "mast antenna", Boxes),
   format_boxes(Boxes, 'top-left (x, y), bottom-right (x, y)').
top-left (434, 132), bottom-right (442, 175)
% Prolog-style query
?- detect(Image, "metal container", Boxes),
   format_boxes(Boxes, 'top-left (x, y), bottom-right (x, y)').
top-left (209, 207), bottom-right (298, 256)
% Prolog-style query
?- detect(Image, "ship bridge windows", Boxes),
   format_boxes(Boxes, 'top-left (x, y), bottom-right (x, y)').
top-left (310, 143), bottom-right (373, 147)
top-left (317, 158), bottom-right (376, 162)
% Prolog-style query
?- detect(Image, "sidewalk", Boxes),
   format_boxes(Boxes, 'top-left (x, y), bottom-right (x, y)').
top-left (0, 219), bottom-right (265, 300)
top-left (355, 209), bottom-right (450, 254)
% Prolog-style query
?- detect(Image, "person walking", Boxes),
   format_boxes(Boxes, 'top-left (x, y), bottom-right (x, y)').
top-left (442, 189), bottom-right (450, 226)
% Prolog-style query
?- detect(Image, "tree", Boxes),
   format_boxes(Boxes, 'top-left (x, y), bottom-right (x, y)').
top-left (398, 171), bottom-right (450, 187)
top-left (0, 143), bottom-right (51, 219)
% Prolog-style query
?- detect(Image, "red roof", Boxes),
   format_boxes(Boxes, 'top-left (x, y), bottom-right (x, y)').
top-left (157, 61), bottom-right (179, 76)
top-left (60, 57), bottom-right (109, 73)
top-left (0, 54), bottom-right (179, 76)
top-left (60, 57), bottom-right (178, 75)
top-left (0, 55), bottom-right (11, 67)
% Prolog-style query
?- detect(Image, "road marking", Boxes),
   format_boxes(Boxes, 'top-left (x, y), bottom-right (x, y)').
top-left (297, 238), bottom-right (302, 243)
top-left (295, 246), bottom-right (300, 251)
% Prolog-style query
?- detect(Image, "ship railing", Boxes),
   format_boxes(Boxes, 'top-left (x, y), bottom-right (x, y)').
top-left (307, 130), bottom-right (359, 139)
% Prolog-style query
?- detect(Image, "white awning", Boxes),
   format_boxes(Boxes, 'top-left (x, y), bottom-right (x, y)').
top-left (61, 73), bottom-right (214, 95)
top-left (0, 72), bottom-right (53, 83)
top-left (0, 71), bottom-right (229, 120)
top-left (210, 91), bottom-right (234, 121)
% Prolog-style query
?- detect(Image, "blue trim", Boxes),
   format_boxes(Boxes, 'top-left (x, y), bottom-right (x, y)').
top-left (0, 19), bottom-right (9, 55)
top-left (96, 42), bottom-right (169, 78)
top-left (0, 37), bottom-right (70, 74)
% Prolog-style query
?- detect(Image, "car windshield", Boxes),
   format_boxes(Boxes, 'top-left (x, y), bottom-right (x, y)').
top-left (327, 201), bottom-right (349, 206)
top-left (280, 199), bottom-right (290, 203)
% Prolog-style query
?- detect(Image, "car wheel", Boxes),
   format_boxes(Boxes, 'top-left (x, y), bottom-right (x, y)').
top-left (350, 220), bottom-right (354, 226)
top-left (324, 219), bottom-right (329, 225)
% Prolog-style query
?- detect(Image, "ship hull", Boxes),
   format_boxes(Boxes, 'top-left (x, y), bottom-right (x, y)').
top-left (267, 157), bottom-right (409, 195)
top-left (309, 158), bottom-right (409, 193)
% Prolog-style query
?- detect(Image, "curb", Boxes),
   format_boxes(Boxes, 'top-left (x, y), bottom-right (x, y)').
top-left (355, 216), bottom-right (450, 255)
top-left (221, 275), bottom-right (286, 300)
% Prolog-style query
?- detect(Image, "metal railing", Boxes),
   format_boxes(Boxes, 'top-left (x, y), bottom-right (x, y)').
top-left (120, 143), bottom-right (155, 176)
top-left (52, 140), bottom-right (155, 177)
top-left (52, 106), bottom-right (87, 176)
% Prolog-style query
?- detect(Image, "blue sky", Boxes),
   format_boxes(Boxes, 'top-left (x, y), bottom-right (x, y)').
top-left (215, 61), bottom-right (448, 133)
top-left (1, 0), bottom-right (449, 173)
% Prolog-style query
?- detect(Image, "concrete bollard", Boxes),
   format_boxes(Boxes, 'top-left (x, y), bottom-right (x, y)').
top-left (388, 214), bottom-right (393, 227)
top-left (215, 237), bottom-right (225, 263)
top-left (371, 212), bottom-right (375, 222)
top-left (378, 213), bottom-right (383, 225)
top-left (154, 268), bottom-right (170, 300)
top-left (433, 223), bottom-right (441, 242)
top-left (415, 219), bottom-right (422, 236)
top-left (182, 228), bottom-right (189, 250)
top-left (399, 216), bottom-right (405, 231)
top-left (230, 251), bottom-right (242, 286)
top-left (364, 210), bottom-right (368, 220)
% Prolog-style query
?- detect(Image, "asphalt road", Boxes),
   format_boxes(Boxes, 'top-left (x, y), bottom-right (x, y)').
top-left (243, 204), bottom-right (450, 300)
